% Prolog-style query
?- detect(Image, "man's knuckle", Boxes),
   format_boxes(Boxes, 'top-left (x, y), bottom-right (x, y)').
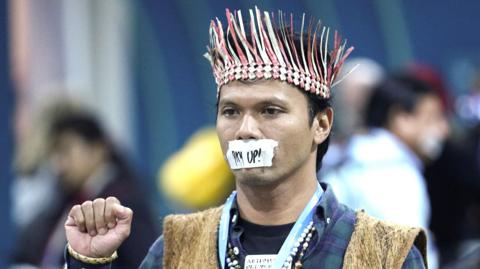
top-left (71, 204), bottom-right (81, 212)
top-left (106, 196), bottom-right (119, 203)
top-left (93, 198), bottom-right (105, 208)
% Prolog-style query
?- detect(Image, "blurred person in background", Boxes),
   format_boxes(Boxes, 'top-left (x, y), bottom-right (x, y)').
top-left (323, 73), bottom-right (450, 268)
top-left (11, 100), bottom-right (83, 231)
top-left (429, 67), bottom-right (480, 268)
top-left (322, 58), bottom-right (385, 172)
top-left (406, 64), bottom-right (480, 267)
top-left (10, 107), bottom-right (158, 269)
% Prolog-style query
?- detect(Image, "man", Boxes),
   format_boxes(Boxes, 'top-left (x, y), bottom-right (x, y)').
top-left (64, 8), bottom-right (427, 268)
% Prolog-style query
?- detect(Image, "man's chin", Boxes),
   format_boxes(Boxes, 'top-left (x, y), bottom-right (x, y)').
top-left (233, 168), bottom-right (279, 187)
top-left (233, 167), bottom-right (265, 177)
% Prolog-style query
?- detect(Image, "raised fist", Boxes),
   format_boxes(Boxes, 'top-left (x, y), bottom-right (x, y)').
top-left (65, 196), bottom-right (133, 258)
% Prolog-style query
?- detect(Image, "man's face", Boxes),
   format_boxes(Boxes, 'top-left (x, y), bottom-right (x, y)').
top-left (216, 80), bottom-right (330, 187)
top-left (413, 95), bottom-right (450, 160)
top-left (51, 132), bottom-right (105, 190)
top-left (398, 94), bottom-right (450, 160)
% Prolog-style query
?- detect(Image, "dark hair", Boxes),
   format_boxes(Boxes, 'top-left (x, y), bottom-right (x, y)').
top-left (305, 92), bottom-right (331, 171)
top-left (365, 73), bottom-right (435, 128)
top-left (50, 113), bottom-right (107, 145)
top-left (289, 32), bottom-right (332, 171)
top-left (50, 112), bottom-right (136, 180)
top-left (49, 113), bottom-right (125, 166)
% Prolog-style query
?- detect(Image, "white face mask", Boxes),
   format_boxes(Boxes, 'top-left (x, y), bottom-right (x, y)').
top-left (225, 139), bottom-right (278, 169)
top-left (418, 131), bottom-right (445, 160)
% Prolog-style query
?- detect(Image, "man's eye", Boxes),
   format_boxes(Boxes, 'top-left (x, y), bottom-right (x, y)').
top-left (263, 107), bottom-right (282, 115)
top-left (221, 108), bottom-right (238, 117)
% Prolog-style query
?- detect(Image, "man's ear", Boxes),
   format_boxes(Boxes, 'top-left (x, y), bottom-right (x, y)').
top-left (313, 107), bottom-right (333, 145)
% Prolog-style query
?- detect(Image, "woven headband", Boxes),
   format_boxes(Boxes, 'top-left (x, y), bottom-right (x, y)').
top-left (205, 7), bottom-right (355, 99)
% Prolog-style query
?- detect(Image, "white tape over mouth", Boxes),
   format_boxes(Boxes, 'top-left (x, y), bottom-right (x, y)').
top-left (226, 139), bottom-right (279, 170)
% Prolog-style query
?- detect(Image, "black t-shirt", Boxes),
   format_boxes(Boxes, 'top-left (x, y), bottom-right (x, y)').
top-left (238, 217), bottom-right (295, 255)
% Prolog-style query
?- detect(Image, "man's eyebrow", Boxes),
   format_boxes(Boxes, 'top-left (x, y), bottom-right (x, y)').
top-left (217, 100), bottom-right (238, 107)
top-left (257, 98), bottom-right (288, 106)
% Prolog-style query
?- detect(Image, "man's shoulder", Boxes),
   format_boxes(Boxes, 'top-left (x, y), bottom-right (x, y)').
top-left (353, 210), bottom-right (427, 243)
top-left (162, 206), bottom-right (224, 241)
top-left (139, 205), bottom-right (224, 269)
top-left (344, 210), bottom-right (427, 268)
top-left (161, 207), bottom-right (222, 268)
top-left (164, 206), bottom-right (224, 225)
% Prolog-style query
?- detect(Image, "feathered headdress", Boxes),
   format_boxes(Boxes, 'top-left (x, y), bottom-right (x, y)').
top-left (205, 7), bottom-right (355, 99)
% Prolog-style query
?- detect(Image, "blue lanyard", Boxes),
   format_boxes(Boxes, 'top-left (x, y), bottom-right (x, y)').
top-left (218, 183), bottom-right (323, 269)
top-left (218, 191), bottom-right (237, 269)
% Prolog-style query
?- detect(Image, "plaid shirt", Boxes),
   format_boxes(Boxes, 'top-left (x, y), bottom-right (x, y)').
top-left (67, 183), bottom-right (426, 269)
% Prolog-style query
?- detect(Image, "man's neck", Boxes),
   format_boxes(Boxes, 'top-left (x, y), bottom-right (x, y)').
top-left (235, 174), bottom-right (318, 226)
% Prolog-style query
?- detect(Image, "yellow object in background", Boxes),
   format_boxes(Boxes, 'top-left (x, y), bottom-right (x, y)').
top-left (159, 127), bottom-right (234, 209)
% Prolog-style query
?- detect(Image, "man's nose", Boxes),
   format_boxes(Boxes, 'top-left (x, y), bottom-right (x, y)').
top-left (235, 114), bottom-right (261, 140)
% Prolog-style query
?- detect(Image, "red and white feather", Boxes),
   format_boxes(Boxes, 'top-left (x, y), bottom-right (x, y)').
top-left (205, 7), bottom-right (354, 99)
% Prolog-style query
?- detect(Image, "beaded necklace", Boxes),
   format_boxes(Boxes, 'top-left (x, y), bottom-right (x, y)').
top-left (225, 218), bottom-right (316, 269)
top-left (218, 184), bottom-right (323, 269)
